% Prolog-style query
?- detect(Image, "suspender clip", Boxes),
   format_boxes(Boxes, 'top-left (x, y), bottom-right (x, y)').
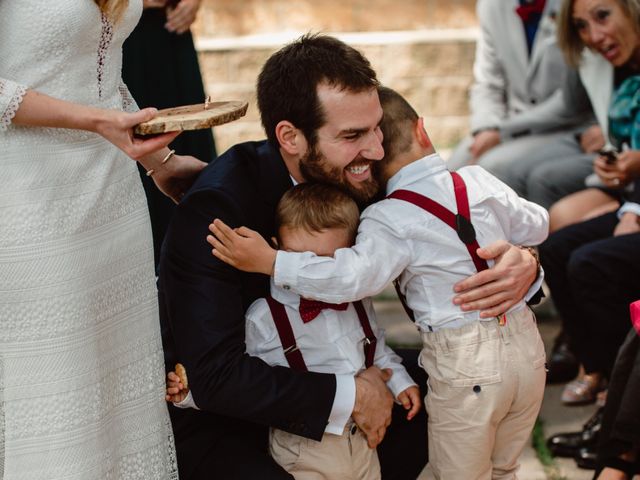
top-left (455, 213), bottom-right (477, 244)
top-left (283, 344), bottom-right (300, 355)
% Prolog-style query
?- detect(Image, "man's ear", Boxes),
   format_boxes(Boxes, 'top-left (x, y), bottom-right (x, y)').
top-left (415, 117), bottom-right (433, 150)
top-left (275, 120), bottom-right (307, 156)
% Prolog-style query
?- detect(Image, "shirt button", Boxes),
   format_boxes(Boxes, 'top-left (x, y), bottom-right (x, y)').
top-left (350, 425), bottom-right (358, 435)
top-left (473, 385), bottom-right (481, 393)
top-left (283, 285), bottom-right (290, 290)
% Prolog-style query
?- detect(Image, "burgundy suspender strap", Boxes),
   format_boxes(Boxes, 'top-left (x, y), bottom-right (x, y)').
top-left (265, 295), bottom-right (308, 371)
top-left (266, 296), bottom-right (378, 370)
top-left (353, 300), bottom-right (377, 369)
top-left (387, 171), bottom-right (489, 273)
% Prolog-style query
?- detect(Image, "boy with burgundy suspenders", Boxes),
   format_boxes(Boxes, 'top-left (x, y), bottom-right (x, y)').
top-left (206, 87), bottom-right (550, 479)
top-left (167, 182), bottom-right (420, 480)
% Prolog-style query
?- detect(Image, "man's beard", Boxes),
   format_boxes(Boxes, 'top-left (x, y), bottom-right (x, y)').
top-left (298, 145), bottom-right (380, 205)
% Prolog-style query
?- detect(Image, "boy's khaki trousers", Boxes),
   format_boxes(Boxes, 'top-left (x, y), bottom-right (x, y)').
top-left (421, 307), bottom-right (546, 480)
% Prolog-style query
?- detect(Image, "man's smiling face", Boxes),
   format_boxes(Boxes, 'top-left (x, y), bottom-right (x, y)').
top-left (299, 83), bottom-right (384, 204)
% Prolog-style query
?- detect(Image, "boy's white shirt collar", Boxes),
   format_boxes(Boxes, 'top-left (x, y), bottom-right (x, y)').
top-left (385, 152), bottom-right (445, 195)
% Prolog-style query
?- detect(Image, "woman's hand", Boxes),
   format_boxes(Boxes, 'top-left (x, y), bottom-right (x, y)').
top-left (452, 241), bottom-right (538, 318)
top-left (594, 149), bottom-right (640, 188)
top-left (94, 107), bottom-right (180, 161)
top-left (165, 0), bottom-right (201, 34)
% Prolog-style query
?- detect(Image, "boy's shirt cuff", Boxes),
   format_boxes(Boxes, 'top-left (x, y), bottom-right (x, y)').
top-left (173, 390), bottom-right (200, 410)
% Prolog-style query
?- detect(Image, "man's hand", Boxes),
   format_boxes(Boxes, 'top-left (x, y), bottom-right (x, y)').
top-left (453, 240), bottom-right (537, 318)
top-left (208, 219), bottom-right (277, 274)
top-left (397, 386), bottom-right (422, 421)
top-left (152, 154), bottom-right (207, 203)
top-left (470, 129), bottom-right (501, 159)
top-left (579, 125), bottom-right (605, 153)
top-left (353, 367), bottom-right (394, 449)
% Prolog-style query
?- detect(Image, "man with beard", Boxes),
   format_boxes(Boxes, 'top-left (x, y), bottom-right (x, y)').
top-left (158, 34), bottom-right (540, 480)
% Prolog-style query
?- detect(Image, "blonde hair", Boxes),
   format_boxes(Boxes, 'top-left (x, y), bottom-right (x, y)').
top-left (94, 0), bottom-right (129, 22)
top-left (558, 0), bottom-right (640, 66)
top-left (275, 183), bottom-right (360, 242)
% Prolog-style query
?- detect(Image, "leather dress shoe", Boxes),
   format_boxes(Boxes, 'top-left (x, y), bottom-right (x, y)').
top-left (575, 446), bottom-right (598, 470)
top-left (547, 407), bottom-right (602, 458)
top-left (546, 336), bottom-right (579, 384)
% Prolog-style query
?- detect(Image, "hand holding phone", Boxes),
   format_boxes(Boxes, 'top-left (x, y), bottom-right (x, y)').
top-left (598, 148), bottom-right (619, 165)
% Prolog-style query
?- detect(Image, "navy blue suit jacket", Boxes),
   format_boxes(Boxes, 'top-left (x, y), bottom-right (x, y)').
top-left (158, 141), bottom-right (336, 478)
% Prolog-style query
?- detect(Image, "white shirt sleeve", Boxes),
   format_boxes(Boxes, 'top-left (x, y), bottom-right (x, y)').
top-left (274, 214), bottom-right (412, 303)
top-left (173, 390), bottom-right (200, 410)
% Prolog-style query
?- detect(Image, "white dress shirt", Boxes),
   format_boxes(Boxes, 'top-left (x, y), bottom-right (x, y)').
top-left (274, 153), bottom-right (548, 333)
top-left (176, 280), bottom-right (416, 435)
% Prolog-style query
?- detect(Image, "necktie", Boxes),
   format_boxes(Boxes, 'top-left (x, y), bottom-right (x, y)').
top-left (299, 298), bottom-right (349, 322)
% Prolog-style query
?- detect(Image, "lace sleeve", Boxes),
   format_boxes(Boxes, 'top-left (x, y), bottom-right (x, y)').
top-left (0, 78), bottom-right (27, 132)
top-left (118, 80), bottom-right (139, 113)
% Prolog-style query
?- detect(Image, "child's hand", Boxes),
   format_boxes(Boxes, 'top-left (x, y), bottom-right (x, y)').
top-left (166, 370), bottom-right (189, 404)
top-left (397, 386), bottom-right (422, 420)
top-left (207, 219), bottom-right (277, 275)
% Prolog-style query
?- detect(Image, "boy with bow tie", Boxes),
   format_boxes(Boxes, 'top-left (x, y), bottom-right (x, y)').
top-left (167, 182), bottom-right (420, 480)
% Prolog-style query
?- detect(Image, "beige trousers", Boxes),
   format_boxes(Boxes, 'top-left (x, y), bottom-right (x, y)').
top-left (421, 308), bottom-right (546, 480)
top-left (269, 423), bottom-right (381, 480)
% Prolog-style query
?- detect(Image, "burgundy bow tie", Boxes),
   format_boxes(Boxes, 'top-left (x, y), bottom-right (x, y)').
top-left (299, 298), bottom-right (349, 322)
top-left (516, 0), bottom-right (546, 22)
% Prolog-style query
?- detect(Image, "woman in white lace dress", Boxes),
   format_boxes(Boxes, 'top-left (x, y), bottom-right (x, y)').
top-left (0, 1), bottom-right (203, 478)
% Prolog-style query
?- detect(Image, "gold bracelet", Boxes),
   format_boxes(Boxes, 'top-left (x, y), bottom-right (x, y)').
top-left (162, 149), bottom-right (176, 164)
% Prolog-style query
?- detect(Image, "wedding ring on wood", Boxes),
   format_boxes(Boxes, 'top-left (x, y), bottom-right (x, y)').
top-left (162, 149), bottom-right (176, 164)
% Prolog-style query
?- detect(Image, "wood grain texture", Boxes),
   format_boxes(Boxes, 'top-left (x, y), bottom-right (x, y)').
top-left (134, 100), bottom-right (248, 135)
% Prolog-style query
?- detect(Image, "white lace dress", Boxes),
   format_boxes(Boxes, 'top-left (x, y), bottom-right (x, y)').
top-left (0, 2), bottom-right (178, 479)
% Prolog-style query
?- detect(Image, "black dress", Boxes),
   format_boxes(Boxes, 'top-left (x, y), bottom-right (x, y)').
top-left (122, 8), bottom-right (216, 268)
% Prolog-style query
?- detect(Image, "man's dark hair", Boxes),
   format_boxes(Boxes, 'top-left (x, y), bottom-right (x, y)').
top-left (257, 33), bottom-right (379, 147)
top-left (378, 86), bottom-right (418, 162)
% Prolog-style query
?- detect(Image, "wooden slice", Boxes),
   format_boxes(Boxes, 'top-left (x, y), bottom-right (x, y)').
top-left (134, 100), bottom-right (248, 135)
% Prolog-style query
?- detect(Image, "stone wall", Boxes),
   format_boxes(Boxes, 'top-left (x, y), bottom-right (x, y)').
top-left (191, 1), bottom-right (479, 153)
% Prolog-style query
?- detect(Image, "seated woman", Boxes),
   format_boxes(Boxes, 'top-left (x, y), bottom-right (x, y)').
top-left (540, 0), bottom-right (640, 407)
top-left (546, 0), bottom-right (640, 232)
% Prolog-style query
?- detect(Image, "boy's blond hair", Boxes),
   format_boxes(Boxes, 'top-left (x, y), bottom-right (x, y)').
top-left (276, 183), bottom-right (360, 241)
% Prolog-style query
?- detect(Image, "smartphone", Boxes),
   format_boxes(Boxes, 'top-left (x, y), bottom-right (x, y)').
top-left (598, 148), bottom-right (618, 165)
